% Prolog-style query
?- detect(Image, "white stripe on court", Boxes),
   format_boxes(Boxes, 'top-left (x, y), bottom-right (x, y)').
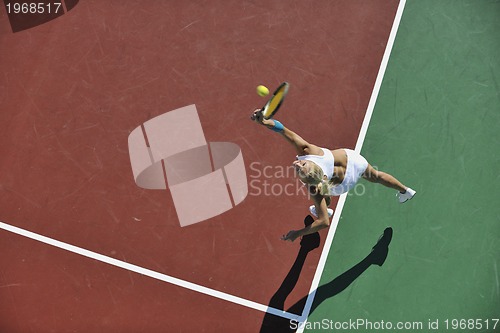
top-left (296, 0), bottom-right (407, 331)
top-left (0, 221), bottom-right (300, 322)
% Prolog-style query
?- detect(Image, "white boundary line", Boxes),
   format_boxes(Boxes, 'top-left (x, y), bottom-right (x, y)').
top-left (296, 0), bottom-right (407, 331)
top-left (0, 221), bottom-right (300, 322)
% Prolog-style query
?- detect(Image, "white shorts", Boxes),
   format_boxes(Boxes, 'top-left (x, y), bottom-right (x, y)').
top-left (328, 149), bottom-right (368, 196)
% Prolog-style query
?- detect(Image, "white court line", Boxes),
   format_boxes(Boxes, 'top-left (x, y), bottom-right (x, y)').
top-left (0, 221), bottom-right (300, 322)
top-left (296, 0), bottom-right (407, 331)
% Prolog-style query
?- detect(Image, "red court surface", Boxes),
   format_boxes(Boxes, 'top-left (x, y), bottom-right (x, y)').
top-left (0, 1), bottom-right (398, 332)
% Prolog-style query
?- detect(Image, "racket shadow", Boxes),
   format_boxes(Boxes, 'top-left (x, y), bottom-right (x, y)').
top-left (259, 226), bottom-right (393, 333)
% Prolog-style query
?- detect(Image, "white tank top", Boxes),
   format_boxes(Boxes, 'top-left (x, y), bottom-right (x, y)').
top-left (296, 148), bottom-right (334, 179)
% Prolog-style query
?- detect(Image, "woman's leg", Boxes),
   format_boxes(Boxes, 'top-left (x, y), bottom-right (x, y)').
top-left (362, 164), bottom-right (407, 193)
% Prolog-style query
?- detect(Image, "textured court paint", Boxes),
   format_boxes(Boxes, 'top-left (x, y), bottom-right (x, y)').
top-left (306, 1), bottom-right (500, 332)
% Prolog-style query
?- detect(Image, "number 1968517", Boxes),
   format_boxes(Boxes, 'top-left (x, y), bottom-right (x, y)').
top-left (5, 2), bottom-right (62, 14)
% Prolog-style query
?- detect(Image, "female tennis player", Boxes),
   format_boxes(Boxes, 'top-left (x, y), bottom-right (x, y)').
top-left (251, 109), bottom-right (416, 242)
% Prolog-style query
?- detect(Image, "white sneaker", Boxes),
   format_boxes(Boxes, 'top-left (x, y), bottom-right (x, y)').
top-left (397, 187), bottom-right (416, 203)
top-left (309, 205), bottom-right (334, 218)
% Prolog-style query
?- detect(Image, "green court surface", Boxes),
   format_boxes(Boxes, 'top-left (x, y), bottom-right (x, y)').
top-left (305, 1), bottom-right (500, 332)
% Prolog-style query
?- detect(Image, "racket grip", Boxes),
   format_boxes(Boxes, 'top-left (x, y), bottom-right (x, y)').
top-left (251, 109), bottom-right (264, 122)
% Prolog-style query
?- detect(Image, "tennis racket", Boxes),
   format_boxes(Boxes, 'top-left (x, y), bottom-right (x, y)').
top-left (260, 82), bottom-right (289, 119)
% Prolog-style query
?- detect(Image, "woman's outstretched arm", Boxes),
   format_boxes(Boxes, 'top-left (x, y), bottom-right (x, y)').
top-left (250, 109), bottom-right (321, 156)
top-left (281, 193), bottom-right (331, 242)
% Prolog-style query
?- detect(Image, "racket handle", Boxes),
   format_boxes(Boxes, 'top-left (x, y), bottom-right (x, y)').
top-left (251, 109), bottom-right (263, 121)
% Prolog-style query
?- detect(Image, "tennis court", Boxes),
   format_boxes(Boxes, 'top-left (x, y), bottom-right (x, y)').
top-left (302, 1), bottom-right (500, 332)
top-left (1, 1), bottom-right (498, 332)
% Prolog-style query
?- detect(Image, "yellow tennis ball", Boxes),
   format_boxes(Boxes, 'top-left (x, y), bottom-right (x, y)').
top-left (256, 85), bottom-right (269, 97)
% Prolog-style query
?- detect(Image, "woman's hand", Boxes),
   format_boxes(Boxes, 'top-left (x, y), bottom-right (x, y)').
top-left (281, 230), bottom-right (300, 242)
top-left (251, 109), bottom-right (274, 127)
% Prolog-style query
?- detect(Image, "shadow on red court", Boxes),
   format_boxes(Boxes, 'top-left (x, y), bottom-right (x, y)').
top-left (260, 226), bottom-right (393, 333)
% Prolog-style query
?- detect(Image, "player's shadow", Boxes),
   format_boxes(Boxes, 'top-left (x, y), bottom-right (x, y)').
top-left (260, 225), bottom-right (393, 333)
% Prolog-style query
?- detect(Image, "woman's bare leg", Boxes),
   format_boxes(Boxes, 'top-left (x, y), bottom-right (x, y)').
top-left (362, 164), bottom-right (407, 193)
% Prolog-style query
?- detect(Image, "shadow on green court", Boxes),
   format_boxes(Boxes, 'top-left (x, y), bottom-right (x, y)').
top-left (260, 225), bottom-right (393, 333)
